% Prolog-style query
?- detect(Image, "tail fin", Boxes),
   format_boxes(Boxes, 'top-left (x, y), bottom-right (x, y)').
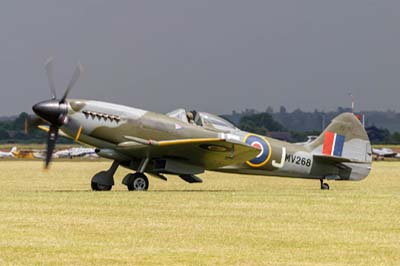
top-left (10, 146), bottom-right (17, 154)
top-left (305, 113), bottom-right (372, 180)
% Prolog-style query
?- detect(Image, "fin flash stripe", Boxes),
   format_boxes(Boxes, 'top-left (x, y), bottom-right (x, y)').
top-left (323, 131), bottom-right (345, 157)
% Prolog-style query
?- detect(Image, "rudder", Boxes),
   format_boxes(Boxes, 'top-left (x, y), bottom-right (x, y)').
top-left (305, 113), bottom-right (372, 181)
top-left (306, 112), bottom-right (371, 162)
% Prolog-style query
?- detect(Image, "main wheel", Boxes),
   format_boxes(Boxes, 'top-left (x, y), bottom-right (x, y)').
top-left (91, 181), bottom-right (112, 191)
top-left (127, 173), bottom-right (149, 191)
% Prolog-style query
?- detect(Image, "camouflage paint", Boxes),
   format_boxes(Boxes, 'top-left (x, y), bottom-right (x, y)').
top-left (59, 100), bottom-right (371, 181)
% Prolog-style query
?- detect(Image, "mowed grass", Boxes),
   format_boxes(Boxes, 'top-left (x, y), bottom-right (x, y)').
top-left (0, 161), bottom-right (399, 266)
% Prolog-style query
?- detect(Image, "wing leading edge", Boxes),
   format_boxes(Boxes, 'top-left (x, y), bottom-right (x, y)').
top-left (118, 136), bottom-right (260, 169)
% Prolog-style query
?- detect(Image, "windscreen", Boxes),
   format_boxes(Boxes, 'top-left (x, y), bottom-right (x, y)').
top-left (199, 112), bottom-right (238, 132)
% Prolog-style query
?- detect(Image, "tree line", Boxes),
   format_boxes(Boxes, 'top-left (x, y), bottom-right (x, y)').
top-left (223, 107), bottom-right (400, 144)
top-left (1, 110), bottom-right (400, 144)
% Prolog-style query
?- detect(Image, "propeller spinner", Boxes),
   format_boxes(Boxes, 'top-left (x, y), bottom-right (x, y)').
top-left (32, 58), bottom-right (83, 169)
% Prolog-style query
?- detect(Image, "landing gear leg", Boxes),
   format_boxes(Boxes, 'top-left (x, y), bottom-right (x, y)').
top-left (320, 179), bottom-right (330, 190)
top-left (91, 160), bottom-right (119, 191)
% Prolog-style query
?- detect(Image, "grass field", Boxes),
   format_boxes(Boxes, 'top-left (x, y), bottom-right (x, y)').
top-left (0, 161), bottom-right (399, 266)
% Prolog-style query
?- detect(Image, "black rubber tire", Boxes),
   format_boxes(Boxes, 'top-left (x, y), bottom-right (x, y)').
top-left (91, 181), bottom-right (112, 191)
top-left (321, 183), bottom-right (330, 190)
top-left (127, 173), bottom-right (149, 191)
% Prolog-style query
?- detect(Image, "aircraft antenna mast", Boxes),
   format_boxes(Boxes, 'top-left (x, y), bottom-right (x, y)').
top-left (348, 92), bottom-right (355, 114)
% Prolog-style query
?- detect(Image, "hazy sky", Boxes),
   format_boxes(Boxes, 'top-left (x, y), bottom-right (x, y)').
top-left (1, 0), bottom-right (400, 116)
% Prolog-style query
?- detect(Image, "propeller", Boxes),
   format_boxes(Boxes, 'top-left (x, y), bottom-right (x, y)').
top-left (45, 57), bottom-right (57, 100)
top-left (32, 58), bottom-right (83, 169)
top-left (45, 125), bottom-right (59, 168)
top-left (61, 63), bottom-right (83, 103)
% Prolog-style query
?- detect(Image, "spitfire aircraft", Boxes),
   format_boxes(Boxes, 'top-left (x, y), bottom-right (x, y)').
top-left (32, 59), bottom-right (372, 191)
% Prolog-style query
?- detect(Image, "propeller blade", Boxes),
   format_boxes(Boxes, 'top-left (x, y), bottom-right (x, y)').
top-left (26, 116), bottom-right (48, 135)
top-left (45, 57), bottom-right (57, 100)
top-left (45, 125), bottom-right (59, 169)
top-left (60, 63), bottom-right (84, 103)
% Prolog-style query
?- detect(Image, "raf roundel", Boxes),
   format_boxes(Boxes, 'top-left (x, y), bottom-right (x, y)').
top-left (244, 134), bottom-right (272, 167)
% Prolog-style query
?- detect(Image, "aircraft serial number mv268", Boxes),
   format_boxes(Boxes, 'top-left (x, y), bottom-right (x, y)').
top-left (33, 59), bottom-right (372, 191)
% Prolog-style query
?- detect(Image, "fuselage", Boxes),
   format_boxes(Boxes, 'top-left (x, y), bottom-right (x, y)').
top-left (57, 99), bottom-right (370, 181)
top-left (0, 152), bottom-right (14, 158)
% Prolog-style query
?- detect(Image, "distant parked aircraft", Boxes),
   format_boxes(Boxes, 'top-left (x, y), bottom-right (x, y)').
top-left (295, 136), bottom-right (318, 145)
top-left (69, 147), bottom-right (97, 158)
top-left (33, 146), bottom-right (97, 159)
top-left (0, 147), bottom-right (17, 158)
top-left (372, 148), bottom-right (398, 160)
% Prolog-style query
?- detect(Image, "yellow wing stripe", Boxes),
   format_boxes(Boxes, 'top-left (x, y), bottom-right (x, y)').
top-left (38, 125), bottom-right (49, 132)
top-left (37, 125), bottom-right (77, 142)
top-left (157, 138), bottom-right (223, 146)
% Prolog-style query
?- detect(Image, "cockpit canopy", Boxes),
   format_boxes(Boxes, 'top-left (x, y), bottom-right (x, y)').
top-left (166, 109), bottom-right (238, 133)
top-left (166, 108), bottom-right (189, 123)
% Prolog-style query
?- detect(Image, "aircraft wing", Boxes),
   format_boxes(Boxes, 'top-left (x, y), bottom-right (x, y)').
top-left (117, 136), bottom-right (260, 169)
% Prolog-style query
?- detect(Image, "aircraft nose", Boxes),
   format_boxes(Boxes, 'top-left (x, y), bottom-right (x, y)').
top-left (32, 100), bottom-right (68, 125)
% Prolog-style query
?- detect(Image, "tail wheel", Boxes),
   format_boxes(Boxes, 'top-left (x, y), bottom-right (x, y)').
top-left (127, 173), bottom-right (149, 191)
top-left (320, 179), bottom-right (330, 190)
top-left (321, 183), bottom-right (330, 190)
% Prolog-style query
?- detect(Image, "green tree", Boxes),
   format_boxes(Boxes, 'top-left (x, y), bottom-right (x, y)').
top-left (391, 132), bottom-right (400, 144)
top-left (239, 112), bottom-right (285, 135)
top-left (13, 112), bottom-right (30, 131)
top-left (0, 129), bottom-right (9, 139)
